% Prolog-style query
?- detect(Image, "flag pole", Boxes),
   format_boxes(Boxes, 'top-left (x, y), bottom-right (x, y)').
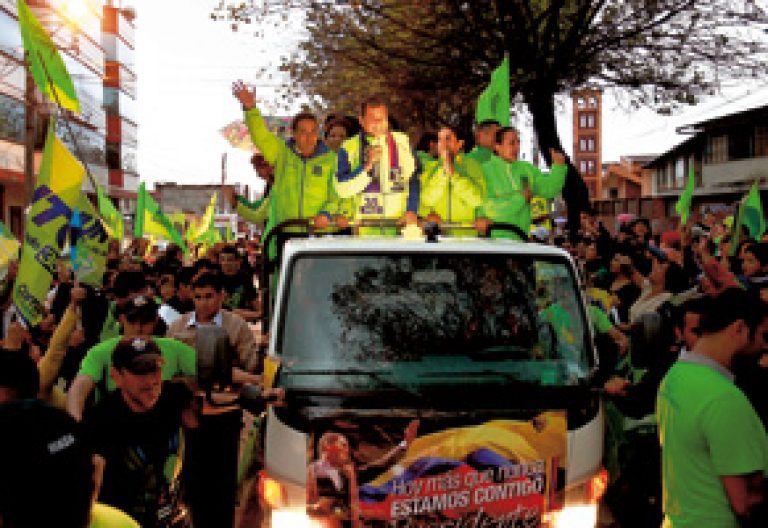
top-left (33, 50), bottom-right (101, 196)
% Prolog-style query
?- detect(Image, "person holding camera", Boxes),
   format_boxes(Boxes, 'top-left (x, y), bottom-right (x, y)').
top-left (166, 271), bottom-right (261, 528)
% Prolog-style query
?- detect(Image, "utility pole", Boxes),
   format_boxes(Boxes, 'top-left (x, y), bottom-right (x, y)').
top-left (24, 58), bottom-right (37, 210)
top-left (221, 152), bottom-right (228, 213)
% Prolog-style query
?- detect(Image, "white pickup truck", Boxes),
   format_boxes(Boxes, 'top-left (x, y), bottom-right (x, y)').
top-left (252, 226), bottom-right (605, 528)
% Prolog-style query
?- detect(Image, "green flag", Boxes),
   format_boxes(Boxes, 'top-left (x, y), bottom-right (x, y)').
top-left (72, 195), bottom-right (108, 287)
top-left (135, 182), bottom-right (189, 254)
top-left (13, 119), bottom-right (84, 325)
top-left (674, 166), bottom-right (696, 225)
top-left (96, 185), bottom-right (123, 241)
top-left (17, 0), bottom-right (79, 113)
top-left (475, 56), bottom-right (510, 126)
top-left (729, 180), bottom-right (766, 255)
top-left (742, 180), bottom-right (765, 240)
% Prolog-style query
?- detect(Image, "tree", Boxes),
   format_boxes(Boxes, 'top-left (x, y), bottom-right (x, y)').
top-left (214, 0), bottom-right (768, 235)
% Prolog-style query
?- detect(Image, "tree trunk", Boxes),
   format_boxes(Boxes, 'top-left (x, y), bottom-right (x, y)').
top-left (524, 91), bottom-right (590, 243)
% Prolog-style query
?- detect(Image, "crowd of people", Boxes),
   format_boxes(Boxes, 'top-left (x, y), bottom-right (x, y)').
top-left (0, 83), bottom-right (765, 528)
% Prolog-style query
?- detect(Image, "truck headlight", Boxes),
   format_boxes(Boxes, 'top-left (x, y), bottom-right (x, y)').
top-left (549, 503), bottom-right (598, 528)
top-left (271, 509), bottom-right (323, 528)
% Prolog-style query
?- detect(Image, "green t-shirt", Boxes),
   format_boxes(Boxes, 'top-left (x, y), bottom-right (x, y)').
top-left (89, 503), bottom-right (140, 528)
top-left (657, 360), bottom-right (768, 527)
top-left (79, 337), bottom-right (197, 392)
top-left (588, 305), bottom-right (614, 335)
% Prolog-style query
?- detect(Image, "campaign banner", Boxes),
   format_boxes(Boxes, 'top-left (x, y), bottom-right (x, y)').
top-left (306, 411), bottom-right (567, 527)
top-left (13, 121), bottom-right (84, 326)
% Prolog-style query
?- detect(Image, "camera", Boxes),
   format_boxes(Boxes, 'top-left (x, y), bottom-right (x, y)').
top-left (195, 324), bottom-right (268, 414)
top-left (628, 291), bottom-right (698, 369)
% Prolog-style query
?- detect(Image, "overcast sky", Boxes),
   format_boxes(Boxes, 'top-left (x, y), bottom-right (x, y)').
top-left (134, 0), bottom-right (768, 194)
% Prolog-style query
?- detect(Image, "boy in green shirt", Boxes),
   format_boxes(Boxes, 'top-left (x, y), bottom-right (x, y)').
top-left (66, 296), bottom-right (196, 421)
top-left (478, 127), bottom-right (567, 239)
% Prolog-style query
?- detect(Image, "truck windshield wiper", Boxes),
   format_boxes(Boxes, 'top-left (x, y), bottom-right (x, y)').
top-left (283, 367), bottom-right (421, 397)
top-left (419, 370), bottom-right (536, 385)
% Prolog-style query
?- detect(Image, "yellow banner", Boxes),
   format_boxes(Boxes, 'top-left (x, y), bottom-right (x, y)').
top-left (13, 122), bottom-right (84, 325)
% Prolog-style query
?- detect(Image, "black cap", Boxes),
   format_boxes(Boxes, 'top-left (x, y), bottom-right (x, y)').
top-left (119, 295), bottom-right (158, 323)
top-left (112, 337), bottom-right (162, 374)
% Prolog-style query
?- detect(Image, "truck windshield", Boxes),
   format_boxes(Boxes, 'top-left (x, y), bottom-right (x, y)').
top-left (278, 254), bottom-right (592, 392)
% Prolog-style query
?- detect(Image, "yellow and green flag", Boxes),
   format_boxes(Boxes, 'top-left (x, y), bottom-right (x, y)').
top-left (0, 221), bottom-right (20, 270)
top-left (674, 166), bottom-right (696, 225)
top-left (17, 0), bottom-right (80, 113)
top-left (72, 195), bottom-right (108, 288)
top-left (187, 193), bottom-right (217, 243)
top-left (475, 56), bottom-right (510, 126)
top-left (96, 185), bottom-right (123, 241)
top-left (13, 120), bottom-right (84, 325)
top-left (135, 182), bottom-right (189, 255)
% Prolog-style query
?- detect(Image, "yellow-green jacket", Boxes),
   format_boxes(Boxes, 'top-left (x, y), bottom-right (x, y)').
top-left (479, 156), bottom-right (566, 238)
top-left (420, 154), bottom-right (485, 223)
top-left (235, 195), bottom-right (269, 224)
top-left (335, 132), bottom-right (421, 220)
top-left (243, 108), bottom-right (339, 253)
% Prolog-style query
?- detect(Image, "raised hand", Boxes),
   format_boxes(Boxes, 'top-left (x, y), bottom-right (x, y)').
top-left (232, 80), bottom-right (256, 110)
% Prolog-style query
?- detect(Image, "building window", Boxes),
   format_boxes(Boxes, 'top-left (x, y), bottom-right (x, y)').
top-left (578, 113), bottom-right (596, 129)
top-left (579, 137), bottom-right (595, 152)
top-left (588, 96), bottom-right (598, 108)
top-left (576, 97), bottom-right (586, 109)
top-left (587, 160), bottom-right (596, 175)
top-left (756, 125), bottom-right (768, 157)
top-left (579, 160), bottom-right (588, 174)
top-left (675, 157), bottom-right (685, 188)
top-left (728, 128), bottom-right (753, 160)
top-left (706, 135), bottom-right (728, 163)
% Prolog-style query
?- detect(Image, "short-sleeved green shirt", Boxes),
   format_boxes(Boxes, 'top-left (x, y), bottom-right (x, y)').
top-left (657, 360), bottom-right (768, 527)
top-left (89, 502), bottom-right (140, 527)
top-left (79, 337), bottom-right (197, 392)
top-left (588, 305), bottom-right (614, 335)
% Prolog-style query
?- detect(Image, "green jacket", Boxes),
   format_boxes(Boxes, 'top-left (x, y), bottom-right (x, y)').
top-left (479, 156), bottom-right (566, 238)
top-left (420, 154), bottom-right (485, 223)
top-left (235, 195), bottom-right (269, 224)
top-left (244, 108), bottom-right (339, 252)
top-left (466, 145), bottom-right (495, 165)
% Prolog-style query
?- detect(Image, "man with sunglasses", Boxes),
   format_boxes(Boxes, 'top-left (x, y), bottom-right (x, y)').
top-left (81, 337), bottom-right (199, 527)
top-left (66, 296), bottom-right (197, 422)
